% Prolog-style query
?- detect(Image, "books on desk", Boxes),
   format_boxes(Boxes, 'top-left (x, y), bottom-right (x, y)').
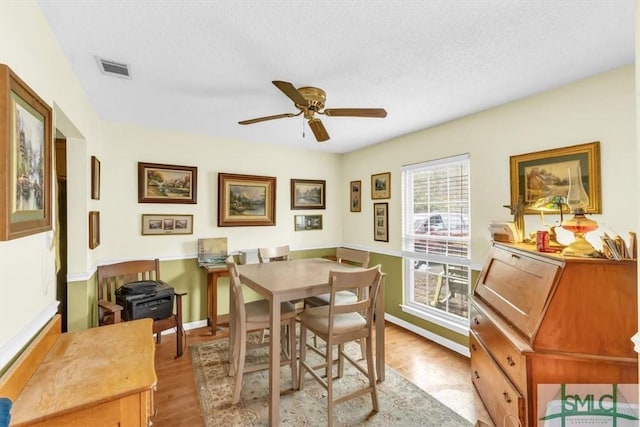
top-left (198, 237), bottom-right (228, 267)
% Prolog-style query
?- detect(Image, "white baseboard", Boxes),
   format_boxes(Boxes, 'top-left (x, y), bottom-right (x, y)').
top-left (384, 312), bottom-right (470, 357)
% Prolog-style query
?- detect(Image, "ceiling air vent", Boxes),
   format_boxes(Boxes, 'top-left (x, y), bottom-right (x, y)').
top-left (96, 57), bottom-right (131, 79)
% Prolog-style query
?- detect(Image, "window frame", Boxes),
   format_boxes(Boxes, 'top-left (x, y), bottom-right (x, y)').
top-left (400, 153), bottom-right (471, 332)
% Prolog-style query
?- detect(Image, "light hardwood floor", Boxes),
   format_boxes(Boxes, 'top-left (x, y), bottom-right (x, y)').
top-left (151, 322), bottom-right (494, 426)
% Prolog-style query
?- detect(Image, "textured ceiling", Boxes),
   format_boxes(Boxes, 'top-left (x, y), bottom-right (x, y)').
top-left (36, 1), bottom-right (634, 154)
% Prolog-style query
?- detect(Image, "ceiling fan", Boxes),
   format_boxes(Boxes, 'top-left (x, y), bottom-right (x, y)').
top-left (238, 80), bottom-right (387, 142)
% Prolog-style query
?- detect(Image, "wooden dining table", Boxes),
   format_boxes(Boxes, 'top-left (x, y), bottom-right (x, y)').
top-left (235, 257), bottom-right (386, 426)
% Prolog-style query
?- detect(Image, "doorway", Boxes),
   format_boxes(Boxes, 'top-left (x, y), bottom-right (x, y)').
top-left (55, 134), bottom-right (68, 332)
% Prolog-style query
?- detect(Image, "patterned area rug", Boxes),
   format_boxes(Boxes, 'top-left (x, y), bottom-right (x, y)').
top-left (190, 335), bottom-right (472, 426)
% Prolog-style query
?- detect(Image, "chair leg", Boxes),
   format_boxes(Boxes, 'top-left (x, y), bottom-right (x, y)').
top-left (365, 335), bottom-right (379, 412)
top-left (232, 332), bottom-right (247, 404)
top-left (326, 341), bottom-right (334, 427)
top-left (288, 318), bottom-right (297, 390)
top-left (297, 323), bottom-right (308, 391)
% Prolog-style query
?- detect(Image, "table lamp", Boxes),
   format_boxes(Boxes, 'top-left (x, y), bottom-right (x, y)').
top-left (531, 195), bottom-right (567, 248)
top-left (561, 166), bottom-right (599, 257)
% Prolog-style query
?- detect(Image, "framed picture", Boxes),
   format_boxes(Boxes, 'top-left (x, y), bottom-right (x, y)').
top-left (218, 173), bottom-right (276, 227)
top-left (0, 64), bottom-right (52, 240)
top-left (141, 214), bottom-right (193, 235)
top-left (91, 155), bottom-right (101, 200)
top-left (371, 172), bottom-right (391, 199)
top-left (137, 162), bottom-right (197, 204)
top-left (373, 202), bottom-right (389, 242)
top-left (294, 214), bottom-right (323, 231)
top-left (291, 179), bottom-right (326, 209)
top-left (350, 180), bottom-right (362, 212)
top-left (89, 211), bottom-right (100, 249)
top-left (510, 141), bottom-right (601, 214)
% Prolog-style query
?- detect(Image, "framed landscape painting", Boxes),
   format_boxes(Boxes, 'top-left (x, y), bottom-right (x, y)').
top-left (291, 179), bottom-right (325, 209)
top-left (371, 172), bottom-right (391, 200)
top-left (138, 162), bottom-right (197, 204)
top-left (509, 141), bottom-right (601, 214)
top-left (0, 64), bottom-right (52, 240)
top-left (218, 173), bottom-right (276, 226)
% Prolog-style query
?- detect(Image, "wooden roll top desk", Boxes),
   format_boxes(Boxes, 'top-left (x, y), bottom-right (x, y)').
top-left (470, 242), bottom-right (638, 427)
top-left (0, 316), bottom-right (157, 426)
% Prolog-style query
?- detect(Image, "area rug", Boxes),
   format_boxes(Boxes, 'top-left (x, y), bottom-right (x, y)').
top-left (190, 335), bottom-right (472, 427)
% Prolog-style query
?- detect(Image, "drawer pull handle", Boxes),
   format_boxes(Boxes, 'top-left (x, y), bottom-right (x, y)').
top-left (473, 317), bottom-right (480, 325)
top-left (511, 254), bottom-right (520, 260)
top-left (471, 343), bottom-right (477, 351)
top-left (503, 391), bottom-right (512, 403)
top-left (473, 370), bottom-right (480, 379)
top-left (506, 355), bottom-right (516, 367)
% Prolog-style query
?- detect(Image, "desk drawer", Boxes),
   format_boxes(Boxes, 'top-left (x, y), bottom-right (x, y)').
top-left (470, 302), bottom-right (527, 393)
top-left (470, 333), bottom-right (525, 427)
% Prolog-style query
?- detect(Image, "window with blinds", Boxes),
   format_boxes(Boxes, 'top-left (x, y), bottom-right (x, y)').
top-left (401, 154), bottom-right (471, 326)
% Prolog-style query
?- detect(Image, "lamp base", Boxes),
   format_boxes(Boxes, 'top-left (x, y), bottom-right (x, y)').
top-left (561, 235), bottom-right (599, 257)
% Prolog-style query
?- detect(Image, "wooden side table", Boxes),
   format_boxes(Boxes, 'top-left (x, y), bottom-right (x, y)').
top-left (202, 264), bottom-right (229, 335)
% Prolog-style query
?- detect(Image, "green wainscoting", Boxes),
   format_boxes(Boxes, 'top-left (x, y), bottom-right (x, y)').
top-left (66, 248), bottom-right (471, 348)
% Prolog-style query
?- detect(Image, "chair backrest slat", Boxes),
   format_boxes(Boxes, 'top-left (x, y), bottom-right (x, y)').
top-left (97, 259), bottom-right (160, 303)
top-left (258, 245), bottom-right (290, 263)
top-left (327, 265), bottom-right (383, 326)
top-left (225, 256), bottom-right (246, 321)
top-left (336, 247), bottom-right (370, 268)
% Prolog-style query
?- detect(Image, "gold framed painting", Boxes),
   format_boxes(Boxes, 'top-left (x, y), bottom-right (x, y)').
top-left (218, 173), bottom-right (276, 227)
top-left (0, 64), bottom-right (52, 240)
top-left (350, 180), bottom-right (361, 212)
top-left (138, 162), bottom-right (197, 204)
top-left (89, 211), bottom-right (100, 249)
top-left (510, 141), bottom-right (601, 214)
top-left (371, 172), bottom-right (391, 200)
top-left (141, 214), bottom-right (193, 235)
top-left (291, 179), bottom-right (325, 209)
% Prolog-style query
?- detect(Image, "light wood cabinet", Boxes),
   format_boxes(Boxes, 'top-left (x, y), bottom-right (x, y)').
top-left (0, 316), bottom-right (156, 427)
top-left (470, 243), bottom-right (637, 427)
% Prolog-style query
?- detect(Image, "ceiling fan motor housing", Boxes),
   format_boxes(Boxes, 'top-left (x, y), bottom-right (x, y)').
top-left (297, 87), bottom-right (326, 111)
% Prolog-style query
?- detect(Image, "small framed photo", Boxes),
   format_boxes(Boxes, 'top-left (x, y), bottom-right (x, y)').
top-left (295, 214), bottom-right (323, 231)
top-left (350, 180), bottom-right (361, 212)
top-left (138, 162), bottom-right (197, 204)
top-left (91, 155), bottom-right (101, 200)
top-left (373, 202), bottom-right (388, 242)
top-left (291, 179), bottom-right (326, 210)
top-left (89, 211), bottom-right (100, 249)
top-left (142, 214), bottom-right (193, 235)
top-left (371, 172), bottom-right (391, 199)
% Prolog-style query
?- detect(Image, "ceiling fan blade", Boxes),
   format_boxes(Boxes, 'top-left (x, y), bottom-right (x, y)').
top-left (238, 112), bottom-right (300, 125)
top-left (272, 80), bottom-right (308, 107)
top-left (308, 118), bottom-right (330, 142)
top-left (322, 108), bottom-right (387, 118)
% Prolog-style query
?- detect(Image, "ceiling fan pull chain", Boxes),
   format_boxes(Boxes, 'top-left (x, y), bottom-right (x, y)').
top-left (302, 116), bottom-right (306, 138)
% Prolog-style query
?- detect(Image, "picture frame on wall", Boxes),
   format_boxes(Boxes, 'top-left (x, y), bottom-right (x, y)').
top-left (291, 179), bottom-right (326, 209)
top-left (373, 202), bottom-right (389, 242)
top-left (91, 155), bottom-right (101, 200)
top-left (0, 64), bottom-right (53, 241)
top-left (509, 141), bottom-right (601, 214)
top-left (141, 213), bottom-right (193, 235)
top-left (350, 180), bottom-right (361, 212)
top-left (371, 172), bottom-right (391, 200)
top-left (294, 214), bottom-right (323, 231)
top-left (89, 211), bottom-right (100, 249)
top-left (218, 173), bottom-right (276, 227)
top-left (138, 162), bottom-right (197, 204)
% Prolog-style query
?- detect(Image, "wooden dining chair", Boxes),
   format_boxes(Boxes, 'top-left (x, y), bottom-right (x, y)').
top-left (225, 256), bottom-right (298, 404)
top-left (304, 247), bottom-right (370, 359)
top-left (297, 265), bottom-right (384, 427)
top-left (257, 245), bottom-right (290, 263)
top-left (96, 258), bottom-right (186, 358)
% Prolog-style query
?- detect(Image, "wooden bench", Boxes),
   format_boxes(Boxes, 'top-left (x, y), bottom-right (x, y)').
top-left (0, 315), bottom-right (157, 426)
